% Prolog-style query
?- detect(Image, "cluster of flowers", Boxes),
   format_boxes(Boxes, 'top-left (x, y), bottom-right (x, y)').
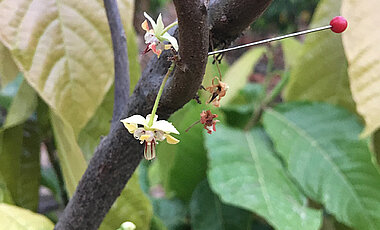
top-left (121, 13), bottom-right (228, 160)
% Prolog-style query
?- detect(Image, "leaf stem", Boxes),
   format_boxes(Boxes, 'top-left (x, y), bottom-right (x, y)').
top-left (148, 62), bottom-right (176, 127)
top-left (244, 71), bottom-right (290, 130)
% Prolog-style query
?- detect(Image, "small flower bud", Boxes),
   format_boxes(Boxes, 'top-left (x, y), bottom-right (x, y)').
top-left (120, 221), bottom-right (136, 230)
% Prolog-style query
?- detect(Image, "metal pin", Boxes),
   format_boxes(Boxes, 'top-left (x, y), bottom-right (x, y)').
top-left (208, 25), bottom-right (332, 56)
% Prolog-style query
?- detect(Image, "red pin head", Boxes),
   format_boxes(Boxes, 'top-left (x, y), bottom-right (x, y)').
top-left (208, 16), bottom-right (349, 56)
top-left (330, 16), bottom-right (348, 33)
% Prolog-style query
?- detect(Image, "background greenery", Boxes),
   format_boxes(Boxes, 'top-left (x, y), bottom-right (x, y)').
top-left (0, 0), bottom-right (380, 229)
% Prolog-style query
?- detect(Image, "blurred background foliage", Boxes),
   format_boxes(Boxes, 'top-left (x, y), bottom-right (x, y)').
top-left (1, 0), bottom-right (380, 230)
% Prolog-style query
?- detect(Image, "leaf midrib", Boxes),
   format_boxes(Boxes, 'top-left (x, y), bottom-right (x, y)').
top-left (244, 131), bottom-right (275, 221)
top-left (267, 109), bottom-right (374, 229)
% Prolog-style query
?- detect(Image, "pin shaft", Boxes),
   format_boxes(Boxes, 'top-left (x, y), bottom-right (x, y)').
top-left (208, 25), bottom-right (332, 56)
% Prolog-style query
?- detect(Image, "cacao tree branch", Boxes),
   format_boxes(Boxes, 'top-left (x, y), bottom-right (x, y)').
top-left (55, 0), bottom-right (272, 229)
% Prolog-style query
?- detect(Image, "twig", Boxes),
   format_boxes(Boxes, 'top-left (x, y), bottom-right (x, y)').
top-left (103, 0), bottom-right (130, 131)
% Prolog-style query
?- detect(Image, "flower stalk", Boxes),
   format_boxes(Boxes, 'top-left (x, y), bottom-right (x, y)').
top-left (148, 61), bottom-right (175, 126)
top-left (161, 21), bottom-right (178, 35)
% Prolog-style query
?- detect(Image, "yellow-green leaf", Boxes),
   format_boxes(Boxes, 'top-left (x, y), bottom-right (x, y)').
top-left (0, 43), bottom-right (18, 89)
top-left (50, 111), bottom-right (87, 196)
top-left (281, 37), bottom-right (302, 68)
top-left (0, 0), bottom-right (116, 135)
top-left (342, 0), bottom-right (380, 136)
top-left (220, 47), bottom-right (265, 106)
top-left (284, 0), bottom-right (356, 112)
top-left (0, 203), bottom-right (54, 230)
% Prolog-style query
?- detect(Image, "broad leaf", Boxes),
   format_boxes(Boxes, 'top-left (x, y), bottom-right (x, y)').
top-left (205, 125), bottom-right (322, 230)
top-left (220, 47), bottom-right (265, 106)
top-left (263, 102), bottom-right (380, 230)
top-left (0, 203), bottom-right (54, 230)
top-left (284, 0), bottom-right (355, 112)
top-left (190, 180), bottom-right (252, 230)
top-left (342, 0), bottom-right (380, 136)
top-left (0, 0), bottom-right (135, 135)
top-left (0, 43), bottom-right (18, 89)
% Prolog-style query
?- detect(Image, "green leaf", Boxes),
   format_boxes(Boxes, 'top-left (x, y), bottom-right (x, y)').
top-left (0, 170), bottom-right (13, 204)
top-left (152, 198), bottom-right (187, 230)
top-left (281, 37), bottom-right (302, 68)
top-left (284, 0), bottom-right (356, 112)
top-left (342, 0), bottom-right (380, 136)
top-left (156, 101), bottom-right (214, 201)
top-left (0, 43), bottom-right (18, 89)
top-left (0, 123), bottom-right (40, 211)
top-left (220, 47), bottom-right (265, 106)
top-left (16, 122), bottom-right (41, 211)
top-left (3, 79), bottom-right (37, 129)
top-left (221, 83), bottom-right (264, 128)
top-left (205, 125), bottom-right (322, 230)
top-left (190, 180), bottom-right (252, 230)
top-left (0, 126), bottom-right (23, 204)
top-left (370, 129), bottom-right (380, 167)
top-left (263, 102), bottom-right (380, 230)
top-left (0, 203), bottom-right (54, 230)
top-left (150, 215), bottom-right (168, 230)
